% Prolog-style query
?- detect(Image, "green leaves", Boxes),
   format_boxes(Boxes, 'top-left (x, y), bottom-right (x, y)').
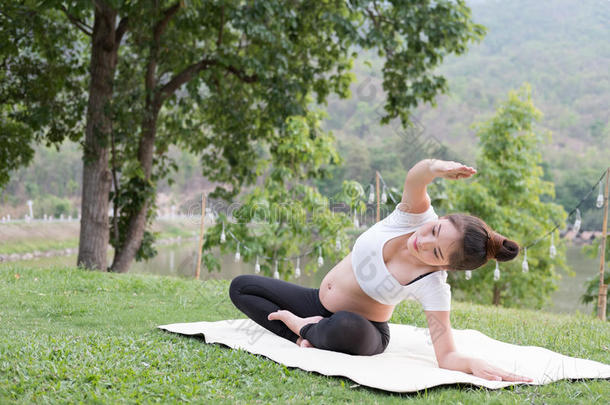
top-left (0, 2), bottom-right (88, 189)
top-left (202, 110), bottom-right (353, 278)
top-left (0, 118), bottom-right (35, 187)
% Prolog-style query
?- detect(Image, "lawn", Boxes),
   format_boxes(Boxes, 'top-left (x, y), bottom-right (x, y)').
top-left (1, 265), bottom-right (608, 404)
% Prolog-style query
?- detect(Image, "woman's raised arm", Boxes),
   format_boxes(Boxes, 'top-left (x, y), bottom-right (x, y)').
top-left (400, 159), bottom-right (477, 214)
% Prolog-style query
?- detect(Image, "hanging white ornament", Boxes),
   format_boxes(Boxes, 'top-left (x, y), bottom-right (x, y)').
top-left (493, 261), bottom-right (500, 281)
top-left (273, 259), bottom-right (280, 279)
top-left (596, 182), bottom-right (604, 208)
top-left (465, 270), bottom-right (472, 280)
top-left (220, 222), bottom-right (226, 243)
top-left (234, 242), bottom-right (241, 262)
top-left (381, 186), bottom-right (387, 204)
top-left (368, 184), bottom-right (375, 204)
top-left (335, 236), bottom-right (341, 252)
top-left (522, 247), bottom-right (529, 273)
top-left (549, 233), bottom-right (557, 259)
top-left (573, 208), bottom-right (581, 234)
top-left (317, 246), bottom-right (324, 267)
top-left (295, 257), bottom-right (301, 278)
top-left (254, 255), bottom-right (260, 273)
top-left (353, 209), bottom-right (359, 228)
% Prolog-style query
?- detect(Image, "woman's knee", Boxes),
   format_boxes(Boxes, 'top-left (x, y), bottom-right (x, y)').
top-left (229, 274), bottom-right (253, 305)
top-left (326, 311), bottom-right (382, 355)
top-left (322, 311), bottom-right (368, 341)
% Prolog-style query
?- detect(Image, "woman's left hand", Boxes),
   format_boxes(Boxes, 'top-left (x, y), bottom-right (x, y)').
top-left (429, 160), bottom-right (477, 180)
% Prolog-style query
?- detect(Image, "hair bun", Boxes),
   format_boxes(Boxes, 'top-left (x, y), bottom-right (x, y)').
top-left (487, 232), bottom-right (519, 262)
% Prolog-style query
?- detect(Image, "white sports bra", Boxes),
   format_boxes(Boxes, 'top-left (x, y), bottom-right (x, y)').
top-left (351, 203), bottom-right (452, 310)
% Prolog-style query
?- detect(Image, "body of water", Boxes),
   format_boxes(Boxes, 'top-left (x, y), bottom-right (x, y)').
top-left (541, 243), bottom-right (597, 316)
top-left (4, 239), bottom-right (601, 316)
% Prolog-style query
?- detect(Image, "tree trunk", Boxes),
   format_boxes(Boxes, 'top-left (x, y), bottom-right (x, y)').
top-left (492, 284), bottom-right (501, 306)
top-left (109, 2), bottom-right (181, 273)
top-left (77, 5), bottom-right (119, 271)
top-left (109, 110), bottom-right (159, 273)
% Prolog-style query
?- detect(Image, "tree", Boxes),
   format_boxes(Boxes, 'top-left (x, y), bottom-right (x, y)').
top-left (5, 1), bottom-right (485, 272)
top-left (202, 110), bottom-right (352, 276)
top-left (106, 0), bottom-right (486, 272)
top-left (437, 84), bottom-right (568, 308)
top-left (0, 4), bottom-right (86, 189)
top-left (77, 2), bottom-right (129, 271)
top-left (1, 1), bottom-right (127, 270)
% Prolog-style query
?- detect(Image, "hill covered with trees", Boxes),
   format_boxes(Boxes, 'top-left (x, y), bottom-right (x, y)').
top-left (319, 0), bottom-right (609, 229)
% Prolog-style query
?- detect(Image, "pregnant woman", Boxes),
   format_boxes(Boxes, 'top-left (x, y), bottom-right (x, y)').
top-left (229, 158), bottom-right (532, 382)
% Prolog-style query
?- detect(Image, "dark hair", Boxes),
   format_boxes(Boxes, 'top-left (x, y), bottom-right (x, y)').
top-left (445, 214), bottom-right (519, 271)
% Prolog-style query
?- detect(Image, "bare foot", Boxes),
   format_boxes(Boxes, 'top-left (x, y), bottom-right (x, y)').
top-left (268, 310), bottom-right (324, 337)
top-left (300, 339), bottom-right (313, 348)
top-left (295, 337), bottom-right (314, 348)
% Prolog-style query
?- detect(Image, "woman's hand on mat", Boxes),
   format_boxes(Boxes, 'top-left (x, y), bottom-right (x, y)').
top-left (429, 160), bottom-right (476, 180)
top-left (470, 358), bottom-right (533, 382)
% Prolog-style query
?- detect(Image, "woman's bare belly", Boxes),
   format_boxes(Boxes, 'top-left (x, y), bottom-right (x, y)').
top-left (319, 252), bottom-right (395, 322)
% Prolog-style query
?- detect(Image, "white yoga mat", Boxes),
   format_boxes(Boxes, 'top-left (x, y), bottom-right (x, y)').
top-left (158, 319), bottom-right (610, 393)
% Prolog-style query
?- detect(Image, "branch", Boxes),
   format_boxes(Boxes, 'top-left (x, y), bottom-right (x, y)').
top-left (224, 65), bottom-right (258, 83)
top-left (92, 0), bottom-right (106, 12)
top-left (159, 58), bottom-right (216, 100)
top-left (154, 2), bottom-right (182, 42)
top-left (217, 5), bottom-right (225, 47)
top-left (148, 2), bottom-right (182, 104)
top-left (364, 7), bottom-right (395, 58)
top-left (115, 16), bottom-right (129, 45)
top-left (110, 130), bottom-right (120, 245)
top-left (59, 5), bottom-right (92, 36)
top-left (373, 0), bottom-right (382, 17)
top-left (365, 8), bottom-right (380, 30)
top-left (159, 59), bottom-right (259, 101)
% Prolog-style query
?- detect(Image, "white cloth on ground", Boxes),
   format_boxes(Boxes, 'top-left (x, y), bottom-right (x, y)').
top-left (158, 319), bottom-right (610, 393)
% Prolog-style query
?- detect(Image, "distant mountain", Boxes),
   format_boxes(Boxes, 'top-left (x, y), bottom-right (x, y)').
top-left (419, 0), bottom-right (609, 157)
top-left (325, 0), bottom-right (609, 157)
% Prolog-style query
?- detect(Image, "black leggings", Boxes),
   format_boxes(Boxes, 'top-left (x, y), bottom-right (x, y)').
top-left (229, 274), bottom-right (390, 356)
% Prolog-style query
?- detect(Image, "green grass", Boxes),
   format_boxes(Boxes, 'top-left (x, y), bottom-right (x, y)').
top-left (0, 238), bottom-right (79, 255)
top-left (1, 265), bottom-right (609, 404)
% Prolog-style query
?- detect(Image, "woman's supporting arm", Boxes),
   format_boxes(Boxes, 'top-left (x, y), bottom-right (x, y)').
top-left (425, 309), bottom-right (532, 382)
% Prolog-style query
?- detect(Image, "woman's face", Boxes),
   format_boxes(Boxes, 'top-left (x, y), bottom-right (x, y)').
top-left (406, 218), bottom-right (461, 267)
